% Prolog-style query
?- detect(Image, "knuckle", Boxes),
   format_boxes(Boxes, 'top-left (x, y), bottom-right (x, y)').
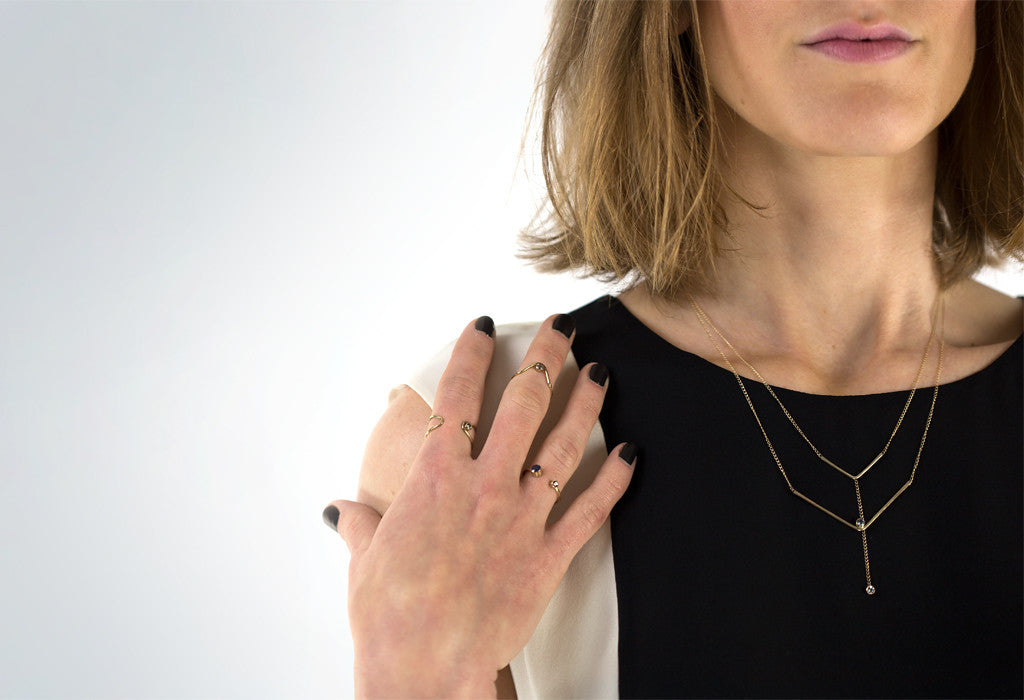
top-left (551, 526), bottom-right (585, 561)
top-left (577, 393), bottom-right (604, 421)
top-left (468, 478), bottom-right (511, 521)
top-left (499, 421), bottom-right (536, 452)
top-left (547, 375), bottom-right (602, 430)
top-left (532, 547), bottom-right (561, 582)
top-left (582, 494), bottom-right (612, 528)
top-left (547, 433), bottom-right (580, 472)
top-left (506, 384), bottom-right (549, 418)
top-left (416, 444), bottom-right (462, 483)
top-left (442, 372), bottom-right (483, 405)
top-left (600, 472), bottom-right (628, 498)
top-left (417, 456), bottom-right (447, 484)
top-left (592, 481), bottom-right (625, 515)
top-left (474, 482), bottom-right (504, 511)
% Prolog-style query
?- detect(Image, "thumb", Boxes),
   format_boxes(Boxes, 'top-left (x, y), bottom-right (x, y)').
top-left (322, 500), bottom-right (381, 556)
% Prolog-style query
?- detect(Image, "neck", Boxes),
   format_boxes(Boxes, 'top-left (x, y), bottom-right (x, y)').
top-left (621, 105), bottom-right (1022, 395)
top-left (627, 111), bottom-right (952, 393)
top-left (695, 109), bottom-right (941, 368)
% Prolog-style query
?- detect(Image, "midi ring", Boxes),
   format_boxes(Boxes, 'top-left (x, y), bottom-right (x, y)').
top-left (523, 464), bottom-right (543, 478)
top-left (513, 362), bottom-right (553, 392)
top-left (460, 420), bottom-right (475, 445)
top-left (548, 479), bottom-right (562, 503)
top-left (424, 413), bottom-right (444, 437)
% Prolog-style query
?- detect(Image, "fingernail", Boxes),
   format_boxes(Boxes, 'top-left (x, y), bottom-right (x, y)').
top-left (475, 315), bottom-right (494, 338)
top-left (553, 313), bottom-right (575, 339)
top-left (588, 362), bottom-right (609, 387)
top-left (619, 442), bottom-right (638, 466)
top-left (322, 504), bottom-right (339, 531)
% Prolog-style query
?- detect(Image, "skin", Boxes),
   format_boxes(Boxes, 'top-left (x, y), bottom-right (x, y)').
top-left (327, 1), bottom-right (1021, 697)
top-left (331, 317), bottom-right (633, 698)
top-left (633, 0), bottom-right (1022, 394)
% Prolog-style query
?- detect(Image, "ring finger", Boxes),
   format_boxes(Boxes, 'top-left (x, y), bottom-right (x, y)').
top-left (520, 361), bottom-right (609, 512)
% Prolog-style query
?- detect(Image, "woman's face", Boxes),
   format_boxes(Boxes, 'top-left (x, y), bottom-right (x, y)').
top-left (692, 0), bottom-right (976, 158)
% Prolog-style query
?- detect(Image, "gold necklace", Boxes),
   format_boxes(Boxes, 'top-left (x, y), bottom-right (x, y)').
top-left (687, 294), bottom-right (945, 595)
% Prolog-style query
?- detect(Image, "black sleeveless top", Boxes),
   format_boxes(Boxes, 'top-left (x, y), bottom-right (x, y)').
top-left (570, 296), bottom-right (1023, 699)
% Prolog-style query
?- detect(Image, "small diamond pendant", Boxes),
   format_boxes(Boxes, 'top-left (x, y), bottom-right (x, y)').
top-left (866, 585), bottom-right (876, 595)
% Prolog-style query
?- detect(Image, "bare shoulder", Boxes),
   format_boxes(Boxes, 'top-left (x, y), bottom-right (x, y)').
top-left (357, 384), bottom-right (431, 516)
top-left (945, 278), bottom-right (1023, 346)
top-left (941, 279), bottom-right (1022, 383)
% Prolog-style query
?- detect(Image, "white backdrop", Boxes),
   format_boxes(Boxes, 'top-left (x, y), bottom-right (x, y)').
top-left (0, 2), bottom-right (1019, 698)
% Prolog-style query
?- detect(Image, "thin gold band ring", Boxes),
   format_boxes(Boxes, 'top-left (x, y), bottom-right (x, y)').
top-left (548, 480), bottom-right (561, 503)
top-left (424, 414), bottom-right (444, 437)
top-left (512, 362), bottom-right (553, 393)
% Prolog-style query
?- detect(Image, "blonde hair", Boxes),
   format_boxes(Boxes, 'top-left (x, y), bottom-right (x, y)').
top-left (520, 0), bottom-right (1024, 299)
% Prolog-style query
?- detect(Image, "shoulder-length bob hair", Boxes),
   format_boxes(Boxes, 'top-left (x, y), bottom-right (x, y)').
top-left (521, 0), bottom-right (1023, 299)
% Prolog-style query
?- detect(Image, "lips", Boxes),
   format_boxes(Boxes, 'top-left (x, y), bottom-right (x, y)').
top-left (805, 38), bottom-right (913, 63)
top-left (802, 21), bottom-right (915, 45)
top-left (801, 21), bottom-right (916, 63)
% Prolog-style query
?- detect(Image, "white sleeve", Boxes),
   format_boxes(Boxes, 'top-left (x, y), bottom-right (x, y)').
top-left (404, 322), bottom-right (621, 699)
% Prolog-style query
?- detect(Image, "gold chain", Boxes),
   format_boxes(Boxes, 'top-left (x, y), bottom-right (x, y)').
top-left (692, 302), bottom-right (940, 481)
top-left (688, 294), bottom-right (945, 595)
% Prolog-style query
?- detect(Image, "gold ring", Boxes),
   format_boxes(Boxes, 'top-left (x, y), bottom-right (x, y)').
top-left (548, 479), bottom-right (561, 502)
top-left (524, 464), bottom-right (543, 478)
top-left (424, 414), bottom-right (444, 437)
top-left (512, 362), bottom-right (553, 392)
top-left (461, 420), bottom-right (475, 445)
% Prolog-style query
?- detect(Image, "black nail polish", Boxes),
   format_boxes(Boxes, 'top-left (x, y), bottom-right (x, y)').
top-left (475, 315), bottom-right (495, 338)
top-left (553, 313), bottom-right (575, 339)
top-left (322, 504), bottom-right (339, 531)
top-left (619, 442), bottom-right (638, 466)
top-left (588, 362), bottom-right (609, 387)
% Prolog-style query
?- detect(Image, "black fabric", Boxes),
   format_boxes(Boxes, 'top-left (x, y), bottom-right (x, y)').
top-left (570, 295), bottom-right (1023, 700)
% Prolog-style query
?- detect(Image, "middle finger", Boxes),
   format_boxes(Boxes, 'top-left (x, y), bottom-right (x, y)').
top-left (484, 313), bottom-right (576, 472)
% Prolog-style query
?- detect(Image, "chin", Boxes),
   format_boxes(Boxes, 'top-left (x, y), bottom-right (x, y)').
top-left (791, 107), bottom-right (936, 158)
top-left (798, 131), bottom-right (929, 158)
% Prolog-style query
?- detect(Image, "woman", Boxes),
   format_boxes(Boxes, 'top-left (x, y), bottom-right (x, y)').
top-left (324, 0), bottom-right (1022, 697)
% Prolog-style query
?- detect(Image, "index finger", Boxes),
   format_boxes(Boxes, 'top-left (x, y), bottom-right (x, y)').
top-left (421, 316), bottom-right (496, 461)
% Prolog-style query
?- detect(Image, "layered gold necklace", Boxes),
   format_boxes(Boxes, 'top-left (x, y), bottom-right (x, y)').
top-left (687, 294), bottom-right (946, 595)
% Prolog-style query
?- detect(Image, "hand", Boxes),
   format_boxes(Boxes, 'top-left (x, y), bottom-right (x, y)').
top-left (324, 314), bottom-right (637, 698)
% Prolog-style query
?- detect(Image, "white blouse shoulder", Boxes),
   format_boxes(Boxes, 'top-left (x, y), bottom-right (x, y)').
top-left (406, 322), bottom-right (619, 699)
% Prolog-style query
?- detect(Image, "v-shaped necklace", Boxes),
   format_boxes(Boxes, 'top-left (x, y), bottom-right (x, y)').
top-left (688, 294), bottom-right (946, 595)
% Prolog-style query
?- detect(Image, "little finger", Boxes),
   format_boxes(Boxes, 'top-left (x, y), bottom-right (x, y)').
top-left (546, 442), bottom-right (638, 563)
